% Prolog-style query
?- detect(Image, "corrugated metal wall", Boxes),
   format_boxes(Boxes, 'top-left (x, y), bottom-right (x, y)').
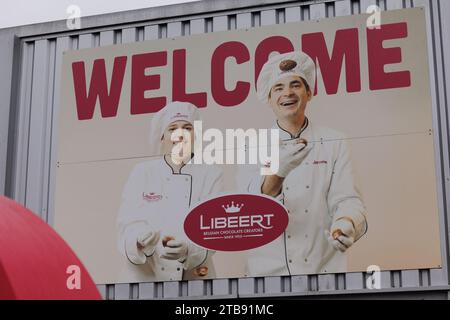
top-left (3, 0), bottom-right (450, 299)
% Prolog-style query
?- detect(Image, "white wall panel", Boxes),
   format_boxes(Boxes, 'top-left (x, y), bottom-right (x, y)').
top-left (285, 6), bottom-right (301, 22)
top-left (213, 16), bottom-right (228, 32)
top-left (236, 13), bottom-right (252, 29)
top-left (168, 21), bottom-right (183, 38)
top-left (335, 0), bottom-right (352, 16)
top-left (144, 25), bottom-right (159, 40)
top-left (261, 9), bottom-right (277, 26)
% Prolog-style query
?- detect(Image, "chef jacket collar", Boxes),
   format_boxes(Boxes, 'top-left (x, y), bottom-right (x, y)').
top-left (275, 117), bottom-right (310, 141)
top-left (162, 153), bottom-right (195, 175)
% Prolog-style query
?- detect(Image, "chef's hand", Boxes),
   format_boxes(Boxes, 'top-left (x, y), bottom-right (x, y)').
top-left (160, 239), bottom-right (188, 262)
top-left (325, 218), bottom-right (355, 252)
top-left (270, 138), bottom-right (312, 178)
top-left (137, 230), bottom-right (160, 257)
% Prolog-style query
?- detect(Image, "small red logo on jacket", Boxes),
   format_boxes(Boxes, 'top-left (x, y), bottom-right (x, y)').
top-left (313, 160), bottom-right (328, 165)
top-left (143, 192), bottom-right (163, 202)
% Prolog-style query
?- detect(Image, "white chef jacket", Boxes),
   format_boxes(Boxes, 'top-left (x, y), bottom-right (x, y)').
top-left (242, 118), bottom-right (367, 276)
top-left (117, 156), bottom-right (223, 281)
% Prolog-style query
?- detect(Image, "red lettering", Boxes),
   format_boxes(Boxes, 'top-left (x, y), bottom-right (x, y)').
top-left (173, 49), bottom-right (207, 107)
top-left (72, 57), bottom-right (127, 120)
top-left (71, 24), bottom-right (413, 120)
top-left (211, 41), bottom-right (251, 107)
top-left (367, 22), bottom-right (411, 90)
top-left (131, 51), bottom-right (167, 115)
top-left (302, 29), bottom-right (361, 95)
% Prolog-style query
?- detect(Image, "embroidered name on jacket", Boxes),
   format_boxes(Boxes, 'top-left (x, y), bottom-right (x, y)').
top-left (142, 192), bottom-right (163, 202)
top-left (313, 160), bottom-right (328, 165)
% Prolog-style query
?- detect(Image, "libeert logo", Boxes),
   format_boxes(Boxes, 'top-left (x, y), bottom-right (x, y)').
top-left (222, 201), bottom-right (244, 213)
top-left (142, 192), bottom-right (162, 202)
top-left (184, 194), bottom-right (289, 251)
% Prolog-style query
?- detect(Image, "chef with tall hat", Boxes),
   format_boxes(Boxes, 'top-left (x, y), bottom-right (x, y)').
top-left (117, 101), bottom-right (223, 281)
top-left (242, 51), bottom-right (368, 276)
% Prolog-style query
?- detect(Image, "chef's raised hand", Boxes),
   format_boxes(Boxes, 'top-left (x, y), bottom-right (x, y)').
top-left (123, 227), bottom-right (160, 265)
top-left (137, 230), bottom-right (160, 257)
top-left (325, 218), bottom-right (355, 252)
top-left (273, 138), bottom-right (312, 178)
top-left (160, 239), bottom-right (188, 262)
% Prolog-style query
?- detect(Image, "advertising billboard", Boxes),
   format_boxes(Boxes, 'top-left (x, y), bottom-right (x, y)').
top-left (54, 8), bottom-right (442, 284)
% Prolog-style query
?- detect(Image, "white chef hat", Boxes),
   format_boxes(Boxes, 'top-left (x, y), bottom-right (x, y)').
top-left (156, 101), bottom-right (200, 138)
top-left (148, 101), bottom-right (200, 154)
top-left (256, 51), bottom-right (316, 104)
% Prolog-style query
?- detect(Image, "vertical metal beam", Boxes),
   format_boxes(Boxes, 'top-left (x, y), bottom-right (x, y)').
top-left (10, 41), bottom-right (34, 205)
top-left (114, 283), bottom-right (131, 300)
top-left (46, 36), bottom-right (70, 226)
top-left (264, 276), bottom-right (282, 294)
top-left (401, 270), bottom-right (421, 288)
top-left (291, 275), bottom-right (309, 293)
top-left (188, 280), bottom-right (205, 297)
top-left (25, 39), bottom-right (53, 217)
top-left (318, 274), bottom-right (336, 291)
top-left (435, 0), bottom-right (450, 287)
top-left (238, 278), bottom-right (254, 296)
top-left (414, 0), bottom-right (450, 285)
top-left (97, 284), bottom-right (107, 300)
top-left (212, 279), bottom-right (231, 297)
top-left (0, 30), bottom-right (17, 197)
top-left (139, 282), bottom-right (155, 300)
top-left (164, 281), bottom-right (180, 298)
top-left (345, 272), bottom-right (364, 290)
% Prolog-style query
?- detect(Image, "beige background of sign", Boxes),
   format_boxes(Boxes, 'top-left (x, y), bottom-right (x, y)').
top-left (54, 8), bottom-right (442, 284)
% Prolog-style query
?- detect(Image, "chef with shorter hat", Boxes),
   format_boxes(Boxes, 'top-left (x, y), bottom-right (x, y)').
top-left (117, 101), bottom-right (223, 281)
top-left (243, 51), bottom-right (368, 276)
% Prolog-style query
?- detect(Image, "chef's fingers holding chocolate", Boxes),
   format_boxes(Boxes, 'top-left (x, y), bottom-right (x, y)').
top-left (331, 218), bottom-right (355, 251)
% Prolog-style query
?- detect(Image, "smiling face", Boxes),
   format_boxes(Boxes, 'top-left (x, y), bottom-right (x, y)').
top-left (161, 121), bottom-right (194, 160)
top-left (268, 75), bottom-right (312, 122)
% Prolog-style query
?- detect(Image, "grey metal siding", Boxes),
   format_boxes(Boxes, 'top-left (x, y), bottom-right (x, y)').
top-left (1, 0), bottom-right (450, 299)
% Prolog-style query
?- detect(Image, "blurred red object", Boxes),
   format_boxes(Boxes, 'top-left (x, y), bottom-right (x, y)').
top-left (0, 196), bottom-right (101, 300)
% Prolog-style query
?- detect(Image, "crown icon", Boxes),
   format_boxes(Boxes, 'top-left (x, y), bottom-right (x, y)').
top-left (222, 201), bottom-right (244, 214)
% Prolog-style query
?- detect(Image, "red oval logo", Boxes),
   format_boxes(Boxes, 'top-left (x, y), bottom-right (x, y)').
top-left (184, 194), bottom-right (289, 251)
